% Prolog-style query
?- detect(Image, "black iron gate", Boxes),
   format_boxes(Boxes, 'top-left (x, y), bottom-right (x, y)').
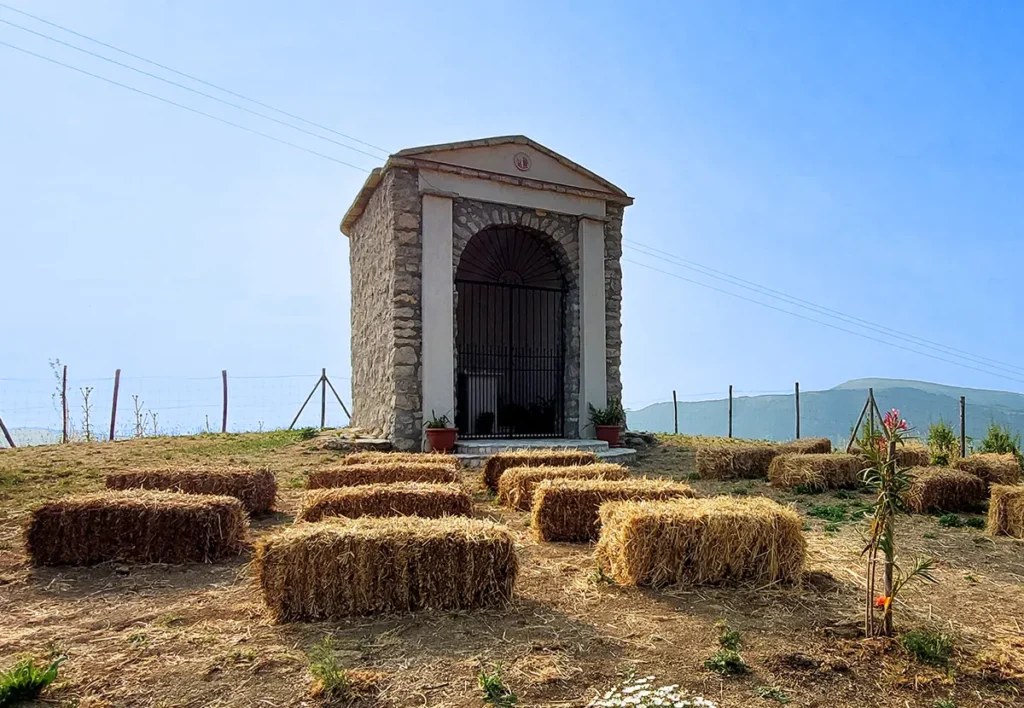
top-left (453, 225), bottom-right (567, 439)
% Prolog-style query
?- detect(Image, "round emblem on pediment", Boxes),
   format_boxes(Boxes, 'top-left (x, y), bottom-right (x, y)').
top-left (513, 152), bottom-right (531, 172)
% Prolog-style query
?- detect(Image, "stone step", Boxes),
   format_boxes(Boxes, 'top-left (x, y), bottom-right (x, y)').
top-left (455, 446), bottom-right (636, 469)
top-left (454, 438), bottom-right (610, 455)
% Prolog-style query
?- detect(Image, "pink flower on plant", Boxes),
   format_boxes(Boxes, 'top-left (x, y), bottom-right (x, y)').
top-left (883, 409), bottom-right (908, 435)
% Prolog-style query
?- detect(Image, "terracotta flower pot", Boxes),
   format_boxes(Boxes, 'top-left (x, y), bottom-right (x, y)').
top-left (425, 427), bottom-right (458, 453)
top-left (595, 424), bottom-right (621, 447)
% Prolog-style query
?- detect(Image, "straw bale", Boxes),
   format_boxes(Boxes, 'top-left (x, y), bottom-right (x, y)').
top-left (307, 462), bottom-right (459, 489)
top-left (254, 515), bottom-right (517, 621)
top-left (777, 438), bottom-right (833, 455)
top-left (531, 478), bottom-right (696, 542)
top-left (105, 465), bottom-right (276, 514)
top-left (497, 463), bottom-right (630, 511)
top-left (988, 485), bottom-right (1024, 538)
top-left (695, 444), bottom-right (780, 480)
top-left (338, 451), bottom-right (459, 469)
top-left (849, 442), bottom-right (931, 468)
top-left (25, 490), bottom-right (248, 566)
top-left (904, 467), bottom-right (987, 513)
top-left (768, 453), bottom-right (864, 491)
top-left (482, 449), bottom-right (598, 491)
top-left (595, 496), bottom-right (806, 587)
top-left (296, 483), bottom-right (473, 522)
top-left (954, 454), bottom-right (1021, 487)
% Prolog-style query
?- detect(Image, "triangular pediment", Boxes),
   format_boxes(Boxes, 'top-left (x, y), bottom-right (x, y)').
top-left (395, 135), bottom-right (626, 196)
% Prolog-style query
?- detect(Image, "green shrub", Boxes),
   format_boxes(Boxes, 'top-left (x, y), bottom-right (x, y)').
top-left (308, 638), bottom-right (354, 700)
top-left (0, 656), bottom-right (64, 706)
top-left (937, 514), bottom-right (963, 528)
top-left (808, 504), bottom-right (847, 522)
top-left (979, 422), bottom-right (1023, 468)
top-left (928, 420), bottom-right (959, 466)
top-left (964, 517), bottom-right (986, 529)
top-left (902, 629), bottom-right (954, 666)
top-left (296, 427), bottom-right (318, 441)
top-left (704, 648), bottom-right (748, 675)
top-left (478, 665), bottom-right (517, 706)
top-left (716, 620), bottom-right (741, 651)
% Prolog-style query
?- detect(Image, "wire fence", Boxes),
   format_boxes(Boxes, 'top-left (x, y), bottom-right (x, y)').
top-left (0, 365), bottom-right (352, 447)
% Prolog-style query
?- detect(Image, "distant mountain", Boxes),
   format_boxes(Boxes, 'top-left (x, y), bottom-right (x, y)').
top-left (626, 378), bottom-right (1024, 444)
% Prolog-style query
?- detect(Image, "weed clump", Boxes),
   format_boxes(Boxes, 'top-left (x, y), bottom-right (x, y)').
top-left (901, 629), bottom-right (954, 666)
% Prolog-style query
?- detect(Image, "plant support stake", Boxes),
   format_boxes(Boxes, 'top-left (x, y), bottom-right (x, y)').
top-left (0, 412), bottom-right (15, 448)
top-left (795, 381), bottom-right (801, 439)
top-left (728, 385), bottom-right (733, 438)
top-left (959, 395), bottom-right (966, 458)
top-left (672, 390), bottom-right (678, 435)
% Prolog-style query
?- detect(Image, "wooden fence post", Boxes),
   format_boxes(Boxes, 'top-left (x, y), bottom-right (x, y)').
top-left (795, 381), bottom-right (801, 440)
top-left (320, 368), bottom-right (327, 429)
top-left (108, 369), bottom-right (121, 441)
top-left (672, 390), bottom-right (678, 435)
top-left (221, 370), bottom-right (228, 434)
top-left (959, 395), bottom-right (966, 458)
top-left (61, 364), bottom-right (68, 443)
top-left (728, 385), bottom-right (733, 438)
top-left (0, 412), bottom-right (15, 448)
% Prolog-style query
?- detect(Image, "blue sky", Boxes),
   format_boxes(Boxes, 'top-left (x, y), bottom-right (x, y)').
top-left (3, 1), bottom-right (1024, 430)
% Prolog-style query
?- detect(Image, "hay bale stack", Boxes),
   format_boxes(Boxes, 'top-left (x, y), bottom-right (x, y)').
top-left (768, 453), bottom-right (863, 491)
top-left (254, 516), bottom-right (517, 621)
top-left (954, 454), bottom-right (1021, 487)
top-left (695, 443), bottom-right (780, 480)
top-left (105, 466), bottom-right (276, 514)
top-left (849, 442), bottom-right (931, 468)
top-left (296, 483), bottom-right (473, 522)
top-left (338, 451), bottom-right (459, 468)
top-left (497, 463), bottom-right (630, 511)
top-left (596, 496), bottom-right (805, 587)
top-left (482, 449), bottom-right (598, 491)
top-left (904, 468), bottom-right (988, 513)
top-left (778, 438), bottom-right (833, 455)
top-left (307, 462), bottom-right (459, 489)
top-left (988, 485), bottom-right (1024, 538)
top-left (531, 478), bottom-right (696, 542)
top-left (25, 490), bottom-right (248, 566)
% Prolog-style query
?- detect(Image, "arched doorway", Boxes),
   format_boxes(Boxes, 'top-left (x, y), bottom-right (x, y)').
top-left (455, 225), bottom-right (567, 438)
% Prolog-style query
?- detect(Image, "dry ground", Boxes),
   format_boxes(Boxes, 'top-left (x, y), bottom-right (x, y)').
top-left (1, 432), bottom-right (1023, 707)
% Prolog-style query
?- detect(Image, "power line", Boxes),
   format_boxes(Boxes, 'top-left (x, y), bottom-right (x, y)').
top-left (625, 239), bottom-right (1024, 378)
top-left (0, 2), bottom-right (390, 156)
top-left (0, 39), bottom-right (371, 173)
top-left (0, 18), bottom-right (385, 163)
top-left (622, 256), bottom-right (1024, 386)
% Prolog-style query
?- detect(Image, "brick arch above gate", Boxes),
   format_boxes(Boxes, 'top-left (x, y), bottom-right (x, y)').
top-left (450, 199), bottom-right (579, 288)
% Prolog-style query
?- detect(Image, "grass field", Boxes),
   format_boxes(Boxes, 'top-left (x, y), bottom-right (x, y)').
top-left (1, 432), bottom-right (1023, 707)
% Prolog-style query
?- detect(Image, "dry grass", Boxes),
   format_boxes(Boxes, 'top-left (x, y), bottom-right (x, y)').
top-left (904, 467), bottom-right (988, 513)
top-left (988, 484), bottom-right (1024, 538)
top-left (254, 515), bottom-right (517, 621)
top-left (768, 453), bottom-right (864, 491)
top-left (694, 443), bottom-right (780, 480)
top-left (25, 490), bottom-right (248, 566)
top-left (777, 438), bottom-right (833, 454)
top-left (497, 463), bottom-right (629, 511)
top-left (105, 465), bottom-right (277, 514)
top-left (954, 453), bottom-right (1022, 487)
top-left (482, 449), bottom-right (598, 491)
top-left (337, 451), bottom-right (459, 468)
top-left (531, 478), bottom-right (696, 542)
top-left (595, 496), bottom-right (806, 587)
top-left (295, 482), bottom-right (473, 522)
top-left (306, 462), bottom-right (459, 489)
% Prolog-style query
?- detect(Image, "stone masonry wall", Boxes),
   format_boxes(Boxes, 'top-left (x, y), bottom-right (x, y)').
top-left (451, 199), bottom-right (582, 437)
top-left (348, 170), bottom-right (398, 438)
top-left (604, 203), bottom-right (625, 403)
top-left (389, 168), bottom-right (424, 450)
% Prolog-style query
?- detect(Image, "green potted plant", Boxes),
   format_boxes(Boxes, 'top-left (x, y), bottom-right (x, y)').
top-left (589, 398), bottom-right (625, 447)
top-left (424, 411), bottom-right (457, 453)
